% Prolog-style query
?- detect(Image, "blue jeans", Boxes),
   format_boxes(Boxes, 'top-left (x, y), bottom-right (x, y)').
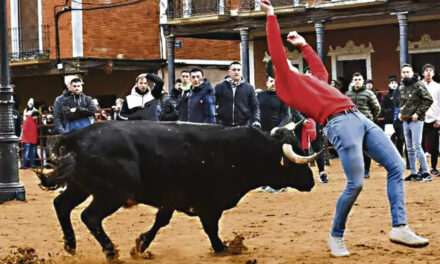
top-left (326, 111), bottom-right (407, 237)
top-left (23, 143), bottom-right (36, 168)
top-left (403, 121), bottom-right (429, 175)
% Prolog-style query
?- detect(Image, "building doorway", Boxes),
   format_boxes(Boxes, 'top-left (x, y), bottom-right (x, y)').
top-left (337, 59), bottom-right (367, 84)
top-left (411, 52), bottom-right (440, 82)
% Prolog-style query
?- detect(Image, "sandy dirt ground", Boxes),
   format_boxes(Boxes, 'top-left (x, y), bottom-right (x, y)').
top-left (1, 160), bottom-right (439, 264)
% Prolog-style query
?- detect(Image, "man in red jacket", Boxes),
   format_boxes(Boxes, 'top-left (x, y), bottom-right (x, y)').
top-left (260, 0), bottom-right (428, 257)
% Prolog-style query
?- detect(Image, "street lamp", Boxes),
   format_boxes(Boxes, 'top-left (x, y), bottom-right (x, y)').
top-left (0, 0), bottom-right (25, 203)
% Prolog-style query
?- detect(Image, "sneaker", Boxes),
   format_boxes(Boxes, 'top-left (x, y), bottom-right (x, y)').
top-left (277, 188), bottom-right (287, 192)
top-left (259, 186), bottom-right (268, 192)
top-left (319, 172), bottom-right (329, 183)
top-left (415, 173), bottom-right (432, 182)
top-left (430, 169), bottom-right (439, 176)
top-left (364, 172), bottom-right (370, 179)
top-left (327, 236), bottom-right (350, 257)
top-left (265, 187), bottom-right (277, 193)
top-left (389, 225), bottom-right (429, 248)
top-left (404, 174), bottom-right (419, 181)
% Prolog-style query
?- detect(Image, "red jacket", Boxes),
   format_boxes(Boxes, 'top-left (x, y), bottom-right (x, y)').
top-left (266, 15), bottom-right (354, 124)
top-left (21, 116), bottom-right (38, 144)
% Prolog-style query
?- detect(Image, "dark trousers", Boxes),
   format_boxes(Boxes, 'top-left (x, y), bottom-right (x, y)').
top-left (307, 123), bottom-right (325, 173)
top-left (393, 120), bottom-right (410, 167)
top-left (423, 121), bottom-right (439, 169)
top-left (363, 154), bottom-right (371, 174)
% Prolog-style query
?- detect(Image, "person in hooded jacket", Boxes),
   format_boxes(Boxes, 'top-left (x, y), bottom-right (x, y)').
top-left (257, 75), bottom-right (291, 131)
top-left (53, 75), bottom-right (80, 134)
top-left (119, 73), bottom-right (164, 121)
top-left (61, 78), bottom-right (96, 133)
top-left (398, 64), bottom-right (433, 182)
top-left (160, 79), bottom-right (182, 121)
top-left (383, 76), bottom-right (410, 169)
top-left (346, 72), bottom-right (381, 179)
top-left (215, 61), bottom-right (261, 128)
top-left (21, 104), bottom-right (39, 169)
top-left (182, 68), bottom-right (216, 124)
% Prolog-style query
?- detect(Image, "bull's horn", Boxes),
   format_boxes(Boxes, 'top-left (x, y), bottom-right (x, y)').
top-left (282, 144), bottom-right (323, 164)
top-left (283, 119), bottom-right (306, 131)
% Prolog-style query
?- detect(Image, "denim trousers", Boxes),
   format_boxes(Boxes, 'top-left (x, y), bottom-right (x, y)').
top-left (326, 111), bottom-right (407, 237)
top-left (402, 121), bottom-right (429, 175)
top-left (23, 143), bottom-right (36, 168)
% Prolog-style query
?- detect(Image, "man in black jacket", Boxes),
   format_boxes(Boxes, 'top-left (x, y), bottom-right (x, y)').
top-left (119, 73), bottom-right (164, 121)
top-left (53, 75), bottom-right (96, 134)
top-left (257, 76), bottom-right (290, 131)
top-left (215, 61), bottom-right (260, 128)
top-left (160, 79), bottom-right (182, 121)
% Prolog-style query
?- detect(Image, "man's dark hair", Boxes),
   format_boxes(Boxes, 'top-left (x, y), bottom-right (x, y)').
top-left (352, 72), bottom-right (363, 78)
top-left (266, 60), bottom-right (274, 78)
top-left (175, 78), bottom-right (182, 83)
top-left (70, 78), bottom-right (82, 84)
top-left (229, 61), bottom-right (241, 69)
top-left (388, 75), bottom-right (397, 84)
top-left (401, 63), bottom-right (412, 70)
top-left (365, 79), bottom-right (374, 84)
top-left (422, 63), bottom-right (435, 73)
top-left (190, 68), bottom-right (204, 76)
top-left (181, 70), bottom-right (190, 75)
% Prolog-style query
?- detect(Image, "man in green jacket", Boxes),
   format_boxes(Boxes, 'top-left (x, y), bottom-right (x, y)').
top-left (398, 64), bottom-right (433, 182)
top-left (346, 72), bottom-right (381, 178)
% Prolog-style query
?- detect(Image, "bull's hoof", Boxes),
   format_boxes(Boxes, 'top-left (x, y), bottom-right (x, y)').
top-left (213, 244), bottom-right (228, 253)
top-left (130, 247), bottom-right (154, 259)
top-left (104, 248), bottom-right (120, 263)
top-left (107, 258), bottom-right (124, 264)
top-left (134, 237), bottom-right (144, 253)
top-left (64, 243), bottom-right (76, 255)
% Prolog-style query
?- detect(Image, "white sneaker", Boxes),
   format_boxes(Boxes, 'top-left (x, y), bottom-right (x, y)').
top-left (389, 225), bottom-right (429, 248)
top-left (327, 236), bottom-right (350, 257)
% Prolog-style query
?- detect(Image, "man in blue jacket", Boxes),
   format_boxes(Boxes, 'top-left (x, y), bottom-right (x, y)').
top-left (215, 61), bottom-right (260, 128)
top-left (184, 68), bottom-right (216, 124)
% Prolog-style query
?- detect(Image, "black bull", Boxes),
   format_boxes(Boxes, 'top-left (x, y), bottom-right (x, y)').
top-left (37, 121), bottom-right (316, 261)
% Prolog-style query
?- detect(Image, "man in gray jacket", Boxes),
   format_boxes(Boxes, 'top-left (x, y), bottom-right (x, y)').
top-left (346, 72), bottom-right (381, 178)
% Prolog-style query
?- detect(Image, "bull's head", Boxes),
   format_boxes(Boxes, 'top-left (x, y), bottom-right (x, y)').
top-left (267, 121), bottom-right (320, 192)
top-left (271, 121), bottom-right (322, 164)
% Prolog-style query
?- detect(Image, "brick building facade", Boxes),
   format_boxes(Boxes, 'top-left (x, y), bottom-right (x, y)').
top-left (7, 0), bottom-right (240, 110)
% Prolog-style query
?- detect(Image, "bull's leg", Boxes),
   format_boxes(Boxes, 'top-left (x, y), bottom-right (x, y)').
top-left (199, 211), bottom-right (226, 253)
top-left (132, 207), bottom-right (174, 255)
top-left (53, 183), bottom-right (89, 255)
top-left (80, 196), bottom-right (125, 262)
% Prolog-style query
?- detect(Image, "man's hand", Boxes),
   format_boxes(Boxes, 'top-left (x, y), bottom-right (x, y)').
top-left (412, 113), bottom-right (418, 122)
top-left (70, 108), bottom-right (77, 113)
top-left (260, 0), bottom-right (274, 16)
top-left (287, 31), bottom-right (306, 47)
top-left (398, 113), bottom-right (402, 121)
top-left (434, 120), bottom-right (440, 128)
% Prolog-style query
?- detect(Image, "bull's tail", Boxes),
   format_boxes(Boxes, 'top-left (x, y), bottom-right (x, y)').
top-left (35, 152), bottom-right (76, 190)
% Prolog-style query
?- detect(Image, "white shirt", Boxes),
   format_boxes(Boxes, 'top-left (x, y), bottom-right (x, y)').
top-left (423, 80), bottom-right (440, 123)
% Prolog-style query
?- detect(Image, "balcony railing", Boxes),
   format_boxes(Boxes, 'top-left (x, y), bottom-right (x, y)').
top-left (167, 0), bottom-right (231, 20)
top-left (239, 0), bottom-right (307, 12)
top-left (8, 25), bottom-right (50, 61)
